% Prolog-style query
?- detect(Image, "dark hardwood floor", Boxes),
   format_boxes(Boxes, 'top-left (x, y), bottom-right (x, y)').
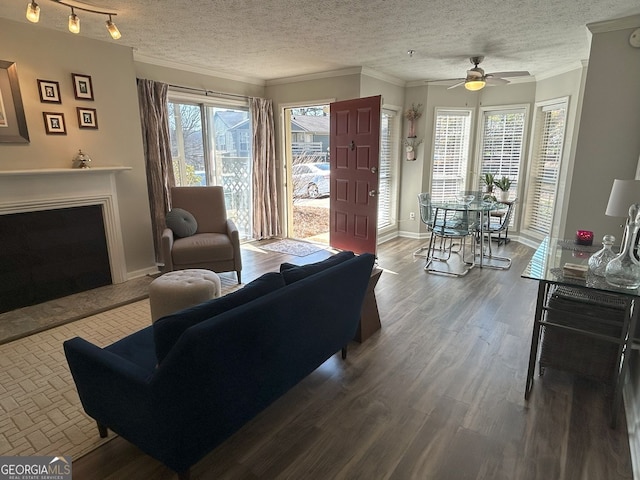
top-left (72, 237), bottom-right (633, 479)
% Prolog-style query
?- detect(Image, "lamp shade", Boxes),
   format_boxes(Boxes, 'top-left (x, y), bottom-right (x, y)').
top-left (605, 179), bottom-right (640, 217)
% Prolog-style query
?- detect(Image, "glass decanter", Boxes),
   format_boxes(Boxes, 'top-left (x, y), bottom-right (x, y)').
top-left (605, 205), bottom-right (640, 289)
top-left (588, 234), bottom-right (616, 277)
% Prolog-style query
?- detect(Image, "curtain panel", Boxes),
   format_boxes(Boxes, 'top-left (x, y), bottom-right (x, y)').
top-left (250, 97), bottom-right (281, 239)
top-left (137, 79), bottom-right (174, 263)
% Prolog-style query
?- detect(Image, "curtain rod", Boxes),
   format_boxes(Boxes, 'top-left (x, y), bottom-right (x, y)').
top-left (167, 83), bottom-right (251, 101)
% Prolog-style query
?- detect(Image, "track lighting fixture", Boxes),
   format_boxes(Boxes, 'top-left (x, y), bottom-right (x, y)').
top-left (26, 1), bottom-right (40, 23)
top-left (25, 0), bottom-right (121, 40)
top-left (106, 14), bottom-right (121, 40)
top-left (68, 7), bottom-right (80, 34)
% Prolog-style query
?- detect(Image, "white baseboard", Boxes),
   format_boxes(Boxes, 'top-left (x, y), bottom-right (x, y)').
top-left (126, 266), bottom-right (160, 281)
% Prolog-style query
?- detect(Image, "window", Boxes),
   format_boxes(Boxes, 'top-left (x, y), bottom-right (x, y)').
top-left (378, 109), bottom-right (400, 230)
top-left (168, 96), bottom-right (252, 239)
top-left (431, 109), bottom-right (472, 201)
top-left (477, 107), bottom-right (526, 192)
top-left (524, 99), bottom-right (568, 236)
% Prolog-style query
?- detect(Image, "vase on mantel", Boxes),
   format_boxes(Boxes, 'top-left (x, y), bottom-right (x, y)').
top-left (605, 205), bottom-right (640, 289)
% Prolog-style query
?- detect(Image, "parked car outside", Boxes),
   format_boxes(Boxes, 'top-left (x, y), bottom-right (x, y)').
top-left (292, 162), bottom-right (330, 198)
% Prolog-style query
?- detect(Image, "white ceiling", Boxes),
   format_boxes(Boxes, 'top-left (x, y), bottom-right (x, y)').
top-left (2, 0), bottom-right (639, 84)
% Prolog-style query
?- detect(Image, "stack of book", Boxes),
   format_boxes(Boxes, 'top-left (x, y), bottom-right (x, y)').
top-left (563, 262), bottom-right (588, 280)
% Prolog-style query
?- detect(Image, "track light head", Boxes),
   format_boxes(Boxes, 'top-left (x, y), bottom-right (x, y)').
top-left (106, 15), bottom-right (121, 40)
top-left (68, 8), bottom-right (80, 34)
top-left (26, 1), bottom-right (40, 23)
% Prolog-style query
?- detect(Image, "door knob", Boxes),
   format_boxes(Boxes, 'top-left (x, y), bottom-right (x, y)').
top-left (371, 166), bottom-right (377, 174)
top-left (369, 190), bottom-right (377, 197)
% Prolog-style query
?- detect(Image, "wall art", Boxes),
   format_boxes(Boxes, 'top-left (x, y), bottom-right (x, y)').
top-left (0, 60), bottom-right (30, 143)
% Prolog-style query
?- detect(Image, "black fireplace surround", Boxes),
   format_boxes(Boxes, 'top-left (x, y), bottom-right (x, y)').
top-left (0, 205), bottom-right (112, 313)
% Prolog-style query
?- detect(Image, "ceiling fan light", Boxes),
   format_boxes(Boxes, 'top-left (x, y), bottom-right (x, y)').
top-left (106, 16), bottom-right (121, 39)
top-left (26, 1), bottom-right (40, 23)
top-left (68, 9), bottom-right (80, 34)
top-left (465, 79), bottom-right (486, 91)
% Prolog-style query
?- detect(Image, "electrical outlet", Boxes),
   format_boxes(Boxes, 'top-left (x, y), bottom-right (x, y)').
top-left (409, 212), bottom-right (416, 220)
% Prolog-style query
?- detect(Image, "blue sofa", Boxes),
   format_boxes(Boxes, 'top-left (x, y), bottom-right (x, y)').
top-left (64, 251), bottom-right (375, 479)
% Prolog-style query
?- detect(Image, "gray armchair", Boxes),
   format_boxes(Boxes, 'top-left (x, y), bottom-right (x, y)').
top-left (162, 186), bottom-right (242, 283)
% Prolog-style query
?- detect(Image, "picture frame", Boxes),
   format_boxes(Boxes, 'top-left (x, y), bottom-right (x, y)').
top-left (77, 107), bottom-right (98, 129)
top-left (43, 112), bottom-right (66, 135)
top-left (37, 79), bottom-right (61, 104)
top-left (0, 60), bottom-right (30, 143)
top-left (72, 73), bottom-right (94, 101)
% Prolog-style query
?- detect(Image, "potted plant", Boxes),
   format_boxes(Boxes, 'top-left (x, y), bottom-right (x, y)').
top-left (482, 172), bottom-right (495, 193)
top-left (494, 176), bottom-right (512, 201)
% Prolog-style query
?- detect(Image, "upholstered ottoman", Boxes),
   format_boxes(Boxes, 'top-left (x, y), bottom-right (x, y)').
top-left (149, 269), bottom-right (221, 322)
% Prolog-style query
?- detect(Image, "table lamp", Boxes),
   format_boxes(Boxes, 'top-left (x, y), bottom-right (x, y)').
top-left (605, 179), bottom-right (640, 246)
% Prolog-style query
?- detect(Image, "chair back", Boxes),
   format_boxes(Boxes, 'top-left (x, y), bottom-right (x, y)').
top-left (492, 198), bottom-right (517, 233)
top-left (417, 193), bottom-right (434, 228)
top-left (171, 186), bottom-right (228, 234)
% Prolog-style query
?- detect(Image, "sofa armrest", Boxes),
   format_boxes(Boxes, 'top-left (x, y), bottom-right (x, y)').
top-left (161, 227), bottom-right (174, 271)
top-left (63, 337), bottom-right (155, 432)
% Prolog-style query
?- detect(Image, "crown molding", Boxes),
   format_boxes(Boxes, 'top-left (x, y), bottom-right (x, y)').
top-left (265, 67), bottom-right (364, 86)
top-left (360, 67), bottom-right (406, 87)
top-left (535, 60), bottom-right (587, 81)
top-left (133, 53), bottom-right (266, 86)
top-left (587, 14), bottom-right (640, 34)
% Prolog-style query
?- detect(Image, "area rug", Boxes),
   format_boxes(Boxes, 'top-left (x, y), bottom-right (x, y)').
top-left (0, 276), bottom-right (242, 461)
top-left (260, 239), bottom-right (326, 257)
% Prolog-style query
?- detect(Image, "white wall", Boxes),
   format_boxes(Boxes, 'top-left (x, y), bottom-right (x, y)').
top-left (564, 22), bottom-right (640, 241)
top-left (0, 18), bottom-right (155, 277)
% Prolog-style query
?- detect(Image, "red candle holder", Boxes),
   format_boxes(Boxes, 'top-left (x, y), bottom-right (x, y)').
top-left (576, 230), bottom-right (594, 246)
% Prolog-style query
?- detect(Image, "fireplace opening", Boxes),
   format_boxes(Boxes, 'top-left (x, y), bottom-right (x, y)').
top-left (0, 205), bottom-right (112, 313)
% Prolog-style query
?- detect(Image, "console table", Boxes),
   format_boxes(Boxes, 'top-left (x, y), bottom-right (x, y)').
top-left (521, 237), bottom-right (640, 428)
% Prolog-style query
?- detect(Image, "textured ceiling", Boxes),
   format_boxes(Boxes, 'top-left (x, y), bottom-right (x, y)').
top-left (1, 0), bottom-right (639, 83)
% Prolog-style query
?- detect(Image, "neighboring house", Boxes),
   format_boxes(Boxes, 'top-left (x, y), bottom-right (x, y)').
top-left (214, 111), bottom-right (251, 158)
top-left (290, 115), bottom-right (329, 161)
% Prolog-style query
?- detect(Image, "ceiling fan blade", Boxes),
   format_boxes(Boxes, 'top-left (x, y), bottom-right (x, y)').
top-left (447, 80), bottom-right (466, 90)
top-left (487, 71), bottom-right (531, 78)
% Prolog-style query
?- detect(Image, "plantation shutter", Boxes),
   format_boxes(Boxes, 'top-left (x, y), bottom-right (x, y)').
top-left (378, 110), bottom-right (395, 229)
top-left (525, 101), bottom-right (568, 235)
top-left (479, 109), bottom-right (525, 191)
top-left (431, 109), bottom-right (472, 202)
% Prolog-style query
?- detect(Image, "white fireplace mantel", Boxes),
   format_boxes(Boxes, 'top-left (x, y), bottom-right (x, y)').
top-left (0, 166), bottom-right (132, 284)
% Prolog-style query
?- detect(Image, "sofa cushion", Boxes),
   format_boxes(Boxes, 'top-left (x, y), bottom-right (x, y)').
top-left (153, 271), bottom-right (286, 363)
top-left (279, 251), bottom-right (355, 284)
top-left (166, 208), bottom-right (198, 238)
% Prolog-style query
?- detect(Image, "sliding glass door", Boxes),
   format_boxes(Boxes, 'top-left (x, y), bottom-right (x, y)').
top-left (168, 96), bottom-right (252, 239)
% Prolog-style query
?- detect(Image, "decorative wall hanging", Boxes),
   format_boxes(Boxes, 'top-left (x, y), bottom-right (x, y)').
top-left (43, 112), bottom-right (66, 135)
top-left (37, 79), bottom-right (61, 103)
top-left (404, 103), bottom-right (422, 138)
top-left (0, 60), bottom-right (30, 143)
top-left (77, 107), bottom-right (98, 129)
top-left (72, 73), bottom-right (94, 100)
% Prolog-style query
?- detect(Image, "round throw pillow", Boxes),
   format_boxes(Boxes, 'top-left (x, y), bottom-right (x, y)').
top-left (166, 208), bottom-right (198, 238)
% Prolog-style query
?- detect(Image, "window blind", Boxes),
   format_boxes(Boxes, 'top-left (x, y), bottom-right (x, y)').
top-left (378, 110), bottom-right (396, 229)
top-left (431, 109), bottom-right (472, 202)
top-left (525, 101), bottom-right (567, 235)
top-left (479, 109), bottom-right (525, 190)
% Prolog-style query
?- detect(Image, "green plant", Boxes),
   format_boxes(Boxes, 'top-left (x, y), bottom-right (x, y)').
top-left (482, 172), bottom-right (495, 188)
top-left (494, 176), bottom-right (512, 192)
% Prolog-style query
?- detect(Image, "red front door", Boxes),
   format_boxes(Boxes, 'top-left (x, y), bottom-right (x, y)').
top-left (329, 95), bottom-right (381, 255)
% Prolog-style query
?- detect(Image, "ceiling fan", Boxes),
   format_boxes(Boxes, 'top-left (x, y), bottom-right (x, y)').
top-left (447, 56), bottom-right (530, 91)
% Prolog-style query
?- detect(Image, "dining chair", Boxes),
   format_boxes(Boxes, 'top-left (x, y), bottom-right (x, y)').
top-left (481, 198), bottom-right (517, 269)
top-left (416, 193), bottom-right (478, 276)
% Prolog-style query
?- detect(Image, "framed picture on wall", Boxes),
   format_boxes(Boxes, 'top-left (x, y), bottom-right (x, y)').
top-left (72, 73), bottom-right (94, 100)
top-left (77, 107), bottom-right (98, 129)
top-left (43, 112), bottom-right (66, 135)
top-left (37, 79), bottom-right (61, 103)
top-left (0, 60), bottom-right (30, 143)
